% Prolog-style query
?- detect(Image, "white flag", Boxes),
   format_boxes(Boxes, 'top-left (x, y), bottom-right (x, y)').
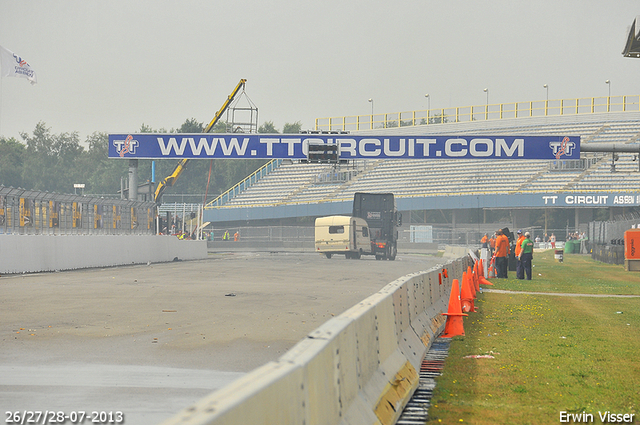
top-left (0, 45), bottom-right (37, 85)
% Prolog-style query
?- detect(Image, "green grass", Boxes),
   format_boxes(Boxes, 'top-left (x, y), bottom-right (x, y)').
top-left (428, 251), bottom-right (640, 424)
top-left (488, 251), bottom-right (640, 295)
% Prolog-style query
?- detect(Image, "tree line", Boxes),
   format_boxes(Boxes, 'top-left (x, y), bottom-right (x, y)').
top-left (0, 119), bottom-right (302, 201)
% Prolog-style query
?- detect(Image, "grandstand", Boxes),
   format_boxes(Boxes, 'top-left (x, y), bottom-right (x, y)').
top-left (203, 104), bottom-right (640, 238)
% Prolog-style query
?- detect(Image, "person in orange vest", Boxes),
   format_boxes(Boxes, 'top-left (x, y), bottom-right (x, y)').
top-left (494, 229), bottom-right (510, 278)
top-left (481, 233), bottom-right (488, 248)
top-left (515, 230), bottom-right (525, 279)
top-left (489, 233), bottom-right (497, 255)
top-left (234, 231), bottom-right (239, 242)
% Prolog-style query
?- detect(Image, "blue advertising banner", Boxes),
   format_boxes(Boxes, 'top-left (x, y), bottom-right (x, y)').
top-left (108, 134), bottom-right (580, 160)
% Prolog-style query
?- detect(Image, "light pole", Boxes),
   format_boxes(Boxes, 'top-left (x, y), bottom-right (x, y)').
top-left (543, 84), bottom-right (548, 115)
top-left (483, 88), bottom-right (489, 120)
top-left (368, 98), bottom-right (373, 129)
top-left (605, 80), bottom-right (611, 112)
top-left (425, 94), bottom-right (430, 123)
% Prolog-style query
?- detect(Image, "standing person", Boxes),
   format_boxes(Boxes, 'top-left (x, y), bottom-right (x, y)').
top-left (550, 233), bottom-right (556, 249)
top-left (494, 229), bottom-right (510, 278)
top-left (223, 230), bottom-right (230, 241)
top-left (519, 232), bottom-right (534, 280)
top-left (489, 233), bottom-right (497, 255)
top-left (234, 231), bottom-right (239, 242)
top-left (515, 230), bottom-right (525, 279)
top-left (481, 233), bottom-right (488, 248)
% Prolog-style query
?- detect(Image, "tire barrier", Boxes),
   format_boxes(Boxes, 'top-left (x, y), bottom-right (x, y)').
top-left (161, 255), bottom-right (472, 425)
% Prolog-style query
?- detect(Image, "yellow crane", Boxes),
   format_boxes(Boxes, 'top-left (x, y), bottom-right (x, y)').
top-left (154, 79), bottom-right (247, 203)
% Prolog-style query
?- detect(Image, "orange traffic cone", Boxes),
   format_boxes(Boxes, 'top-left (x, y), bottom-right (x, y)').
top-left (441, 279), bottom-right (468, 338)
top-left (478, 260), bottom-right (493, 286)
top-left (479, 274), bottom-right (494, 286)
top-left (470, 264), bottom-right (480, 294)
top-left (488, 256), bottom-right (496, 278)
top-left (467, 265), bottom-right (480, 299)
top-left (467, 268), bottom-right (477, 299)
top-left (460, 273), bottom-right (476, 313)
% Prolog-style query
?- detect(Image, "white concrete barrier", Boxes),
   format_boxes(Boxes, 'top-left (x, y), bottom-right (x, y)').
top-left (160, 256), bottom-right (472, 425)
top-left (0, 235), bottom-right (207, 274)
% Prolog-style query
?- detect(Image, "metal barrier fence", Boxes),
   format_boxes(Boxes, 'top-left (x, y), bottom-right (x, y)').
top-left (591, 243), bottom-right (625, 265)
top-left (588, 214), bottom-right (640, 264)
top-left (315, 95), bottom-right (640, 132)
top-left (205, 224), bottom-right (579, 247)
top-left (589, 214), bottom-right (640, 245)
top-left (0, 186), bottom-right (156, 235)
top-left (207, 225), bottom-right (315, 242)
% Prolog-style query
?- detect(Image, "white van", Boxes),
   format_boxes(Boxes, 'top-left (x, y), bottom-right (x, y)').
top-left (314, 216), bottom-right (372, 259)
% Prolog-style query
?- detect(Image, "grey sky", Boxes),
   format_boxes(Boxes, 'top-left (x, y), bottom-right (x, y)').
top-left (0, 0), bottom-right (638, 143)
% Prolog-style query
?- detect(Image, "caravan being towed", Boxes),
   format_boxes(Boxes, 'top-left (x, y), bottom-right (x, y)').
top-left (314, 216), bottom-right (372, 259)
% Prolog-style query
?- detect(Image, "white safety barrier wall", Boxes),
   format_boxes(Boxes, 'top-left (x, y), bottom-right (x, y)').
top-left (0, 235), bottom-right (207, 274)
top-left (161, 256), bottom-right (471, 425)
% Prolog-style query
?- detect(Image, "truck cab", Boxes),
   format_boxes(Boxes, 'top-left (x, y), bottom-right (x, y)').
top-left (352, 192), bottom-right (401, 261)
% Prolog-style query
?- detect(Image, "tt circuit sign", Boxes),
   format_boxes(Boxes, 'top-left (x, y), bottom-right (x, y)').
top-left (108, 134), bottom-right (580, 160)
top-left (542, 194), bottom-right (640, 206)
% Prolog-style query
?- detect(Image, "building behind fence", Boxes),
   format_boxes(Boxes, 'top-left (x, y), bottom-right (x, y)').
top-left (0, 186), bottom-right (155, 235)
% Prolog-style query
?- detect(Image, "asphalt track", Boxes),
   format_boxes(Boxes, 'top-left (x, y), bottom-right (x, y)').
top-left (1, 251), bottom-right (444, 425)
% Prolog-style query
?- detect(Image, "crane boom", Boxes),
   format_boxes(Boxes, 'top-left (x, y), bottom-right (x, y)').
top-left (154, 79), bottom-right (247, 203)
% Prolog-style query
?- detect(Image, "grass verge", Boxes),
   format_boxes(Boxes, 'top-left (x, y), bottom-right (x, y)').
top-left (427, 251), bottom-right (640, 424)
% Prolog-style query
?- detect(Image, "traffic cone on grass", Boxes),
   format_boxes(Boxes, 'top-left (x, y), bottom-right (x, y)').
top-left (487, 256), bottom-right (497, 278)
top-left (441, 279), bottom-right (468, 337)
top-left (468, 265), bottom-right (478, 295)
top-left (472, 262), bottom-right (480, 291)
top-left (460, 273), bottom-right (476, 313)
top-left (477, 259), bottom-right (493, 286)
top-left (479, 274), bottom-right (494, 286)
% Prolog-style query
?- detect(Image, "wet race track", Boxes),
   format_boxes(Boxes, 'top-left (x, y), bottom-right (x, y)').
top-left (1, 251), bottom-right (444, 424)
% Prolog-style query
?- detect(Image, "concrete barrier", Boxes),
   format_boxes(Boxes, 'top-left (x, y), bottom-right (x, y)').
top-left (0, 235), bottom-right (207, 274)
top-left (160, 255), bottom-right (472, 425)
top-left (442, 245), bottom-right (474, 258)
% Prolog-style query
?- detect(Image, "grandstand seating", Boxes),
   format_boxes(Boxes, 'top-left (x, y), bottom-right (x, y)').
top-left (214, 112), bottom-right (640, 208)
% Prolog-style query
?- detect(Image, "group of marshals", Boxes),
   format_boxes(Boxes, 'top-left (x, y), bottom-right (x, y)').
top-left (494, 229), bottom-right (534, 280)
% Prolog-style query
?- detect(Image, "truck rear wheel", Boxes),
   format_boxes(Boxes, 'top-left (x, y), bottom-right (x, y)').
top-left (389, 244), bottom-right (397, 261)
top-left (325, 253), bottom-right (332, 259)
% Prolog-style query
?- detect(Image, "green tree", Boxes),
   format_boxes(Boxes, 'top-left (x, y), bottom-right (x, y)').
top-left (282, 121), bottom-right (302, 133)
top-left (20, 122), bottom-right (85, 192)
top-left (176, 118), bottom-right (204, 133)
top-left (258, 121), bottom-right (279, 133)
top-left (81, 132), bottom-right (127, 194)
top-left (0, 137), bottom-right (26, 188)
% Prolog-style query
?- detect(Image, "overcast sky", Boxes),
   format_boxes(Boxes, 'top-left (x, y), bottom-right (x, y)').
top-left (0, 1), bottom-right (638, 144)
